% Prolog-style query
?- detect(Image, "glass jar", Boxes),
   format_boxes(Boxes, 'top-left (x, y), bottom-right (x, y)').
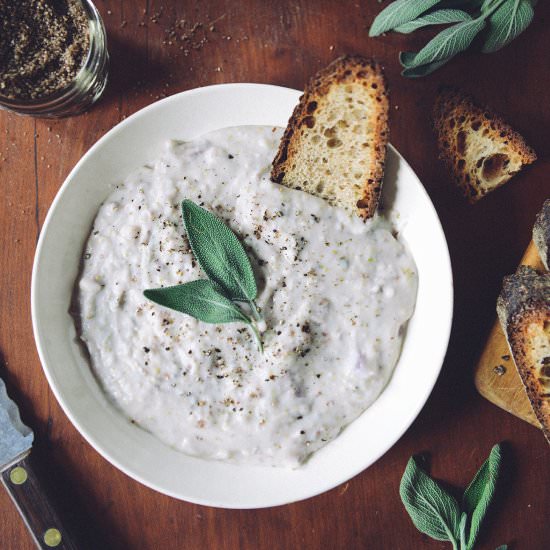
top-left (0, 0), bottom-right (109, 118)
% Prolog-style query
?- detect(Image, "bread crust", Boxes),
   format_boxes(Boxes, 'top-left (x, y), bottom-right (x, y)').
top-left (533, 198), bottom-right (550, 270)
top-left (433, 87), bottom-right (536, 203)
top-left (497, 266), bottom-right (550, 443)
top-left (271, 55), bottom-right (389, 219)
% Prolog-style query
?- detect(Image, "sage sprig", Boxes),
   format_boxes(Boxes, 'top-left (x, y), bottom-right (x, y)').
top-left (144, 280), bottom-right (250, 325)
top-left (400, 16), bottom-right (487, 75)
top-left (481, 0), bottom-right (534, 53)
top-left (400, 444), bottom-right (504, 550)
top-left (369, 0), bottom-right (442, 37)
top-left (462, 444), bottom-right (502, 549)
top-left (370, 0), bottom-right (537, 77)
top-left (400, 455), bottom-right (462, 544)
top-left (394, 9), bottom-right (472, 34)
top-left (144, 200), bottom-right (263, 351)
top-left (181, 199), bottom-right (260, 320)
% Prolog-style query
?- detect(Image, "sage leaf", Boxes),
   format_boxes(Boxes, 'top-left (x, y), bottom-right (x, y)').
top-left (399, 51), bottom-right (418, 67)
top-left (369, 0), bottom-right (442, 37)
top-left (482, 0), bottom-right (534, 53)
top-left (394, 9), bottom-right (471, 33)
top-left (400, 456), bottom-right (461, 544)
top-left (404, 17), bottom-right (486, 67)
top-left (459, 512), bottom-right (468, 549)
top-left (481, 0), bottom-right (497, 10)
top-left (439, 0), bottom-right (483, 7)
top-left (144, 280), bottom-right (249, 325)
top-left (462, 444), bottom-right (502, 550)
top-left (401, 59), bottom-right (452, 77)
top-left (372, 0), bottom-right (537, 77)
top-left (182, 200), bottom-right (257, 303)
top-left (399, 53), bottom-right (452, 77)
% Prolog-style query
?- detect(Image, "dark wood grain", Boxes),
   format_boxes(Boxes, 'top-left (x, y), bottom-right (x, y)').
top-left (1, 1), bottom-right (549, 549)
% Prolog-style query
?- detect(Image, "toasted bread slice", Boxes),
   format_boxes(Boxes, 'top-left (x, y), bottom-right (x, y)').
top-left (433, 88), bottom-right (536, 203)
top-left (497, 266), bottom-right (550, 443)
top-left (271, 55), bottom-right (389, 219)
top-left (533, 199), bottom-right (550, 270)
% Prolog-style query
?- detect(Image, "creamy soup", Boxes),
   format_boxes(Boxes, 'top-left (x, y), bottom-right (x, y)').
top-left (77, 126), bottom-right (417, 467)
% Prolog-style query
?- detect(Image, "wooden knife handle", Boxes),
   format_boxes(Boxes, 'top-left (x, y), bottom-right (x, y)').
top-left (1, 454), bottom-right (79, 549)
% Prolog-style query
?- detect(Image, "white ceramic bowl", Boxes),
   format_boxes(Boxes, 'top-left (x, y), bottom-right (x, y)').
top-left (31, 84), bottom-right (453, 509)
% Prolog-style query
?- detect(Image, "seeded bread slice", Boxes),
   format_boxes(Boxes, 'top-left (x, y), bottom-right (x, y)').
top-left (271, 55), bottom-right (389, 219)
top-left (533, 199), bottom-right (550, 270)
top-left (433, 88), bottom-right (536, 203)
top-left (497, 266), bottom-right (550, 443)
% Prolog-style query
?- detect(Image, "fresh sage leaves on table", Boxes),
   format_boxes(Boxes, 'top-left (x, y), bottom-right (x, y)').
top-left (394, 9), bottom-right (472, 34)
top-left (400, 444), bottom-right (504, 550)
top-left (400, 455), bottom-right (462, 543)
top-left (481, 0), bottom-right (534, 53)
top-left (400, 16), bottom-right (487, 75)
top-left (369, 0), bottom-right (443, 36)
top-left (144, 200), bottom-right (263, 351)
top-left (461, 444), bottom-right (502, 549)
top-left (369, 0), bottom-right (537, 77)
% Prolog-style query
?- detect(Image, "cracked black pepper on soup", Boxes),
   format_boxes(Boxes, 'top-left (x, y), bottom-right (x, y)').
top-left (0, 0), bottom-right (90, 100)
top-left (75, 126), bottom-right (418, 467)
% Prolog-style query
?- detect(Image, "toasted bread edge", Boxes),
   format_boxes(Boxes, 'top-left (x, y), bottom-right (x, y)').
top-left (433, 87), bottom-right (537, 203)
top-left (271, 55), bottom-right (389, 219)
top-left (497, 266), bottom-right (550, 443)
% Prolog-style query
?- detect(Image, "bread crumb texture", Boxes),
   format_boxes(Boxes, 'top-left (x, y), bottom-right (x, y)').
top-left (433, 87), bottom-right (536, 203)
top-left (271, 55), bottom-right (389, 219)
top-left (497, 266), bottom-right (550, 443)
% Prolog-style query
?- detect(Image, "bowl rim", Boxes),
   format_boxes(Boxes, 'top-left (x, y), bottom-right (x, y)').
top-left (31, 83), bottom-right (454, 508)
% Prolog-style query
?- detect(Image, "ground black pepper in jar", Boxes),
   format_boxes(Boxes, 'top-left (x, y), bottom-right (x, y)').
top-left (0, 0), bottom-right (108, 117)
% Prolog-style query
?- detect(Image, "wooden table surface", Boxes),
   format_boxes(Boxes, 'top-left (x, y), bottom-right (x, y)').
top-left (1, 1), bottom-right (549, 549)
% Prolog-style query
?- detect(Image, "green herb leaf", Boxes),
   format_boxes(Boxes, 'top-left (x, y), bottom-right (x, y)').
top-left (402, 17), bottom-right (486, 68)
top-left (482, 0), bottom-right (534, 53)
top-left (399, 53), bottom-right (452, 77)
top-left (182, 200), bottom-right (257, 303)
top-left (399, 51), bottom-right (418, 67)
top-left (371, 0), bottom-right (537, 77)
top-left (459, 512), bottom-right (468, 549)
top-left (438, 0), bottom-right (484, 7)
top-left (400, 456), bottom-right (461, 544)
top-left (495, 546), bottom-right (508, 550)
top-left (394, 9), bottom-right (471, 33)
top-left (481, 0), bottom-right (497, 10)
top-left (369, 0), bottom-right (442, 37)
top-left (462, 444), bottom-right (502, 550)
top-left (144, 280), bottom-right (249, 325)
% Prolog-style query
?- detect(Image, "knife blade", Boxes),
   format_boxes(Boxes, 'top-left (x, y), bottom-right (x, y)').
top-left (0, 378), bottom-right (34, 469)
top-left (0, 376), bottom-right (78, 549)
